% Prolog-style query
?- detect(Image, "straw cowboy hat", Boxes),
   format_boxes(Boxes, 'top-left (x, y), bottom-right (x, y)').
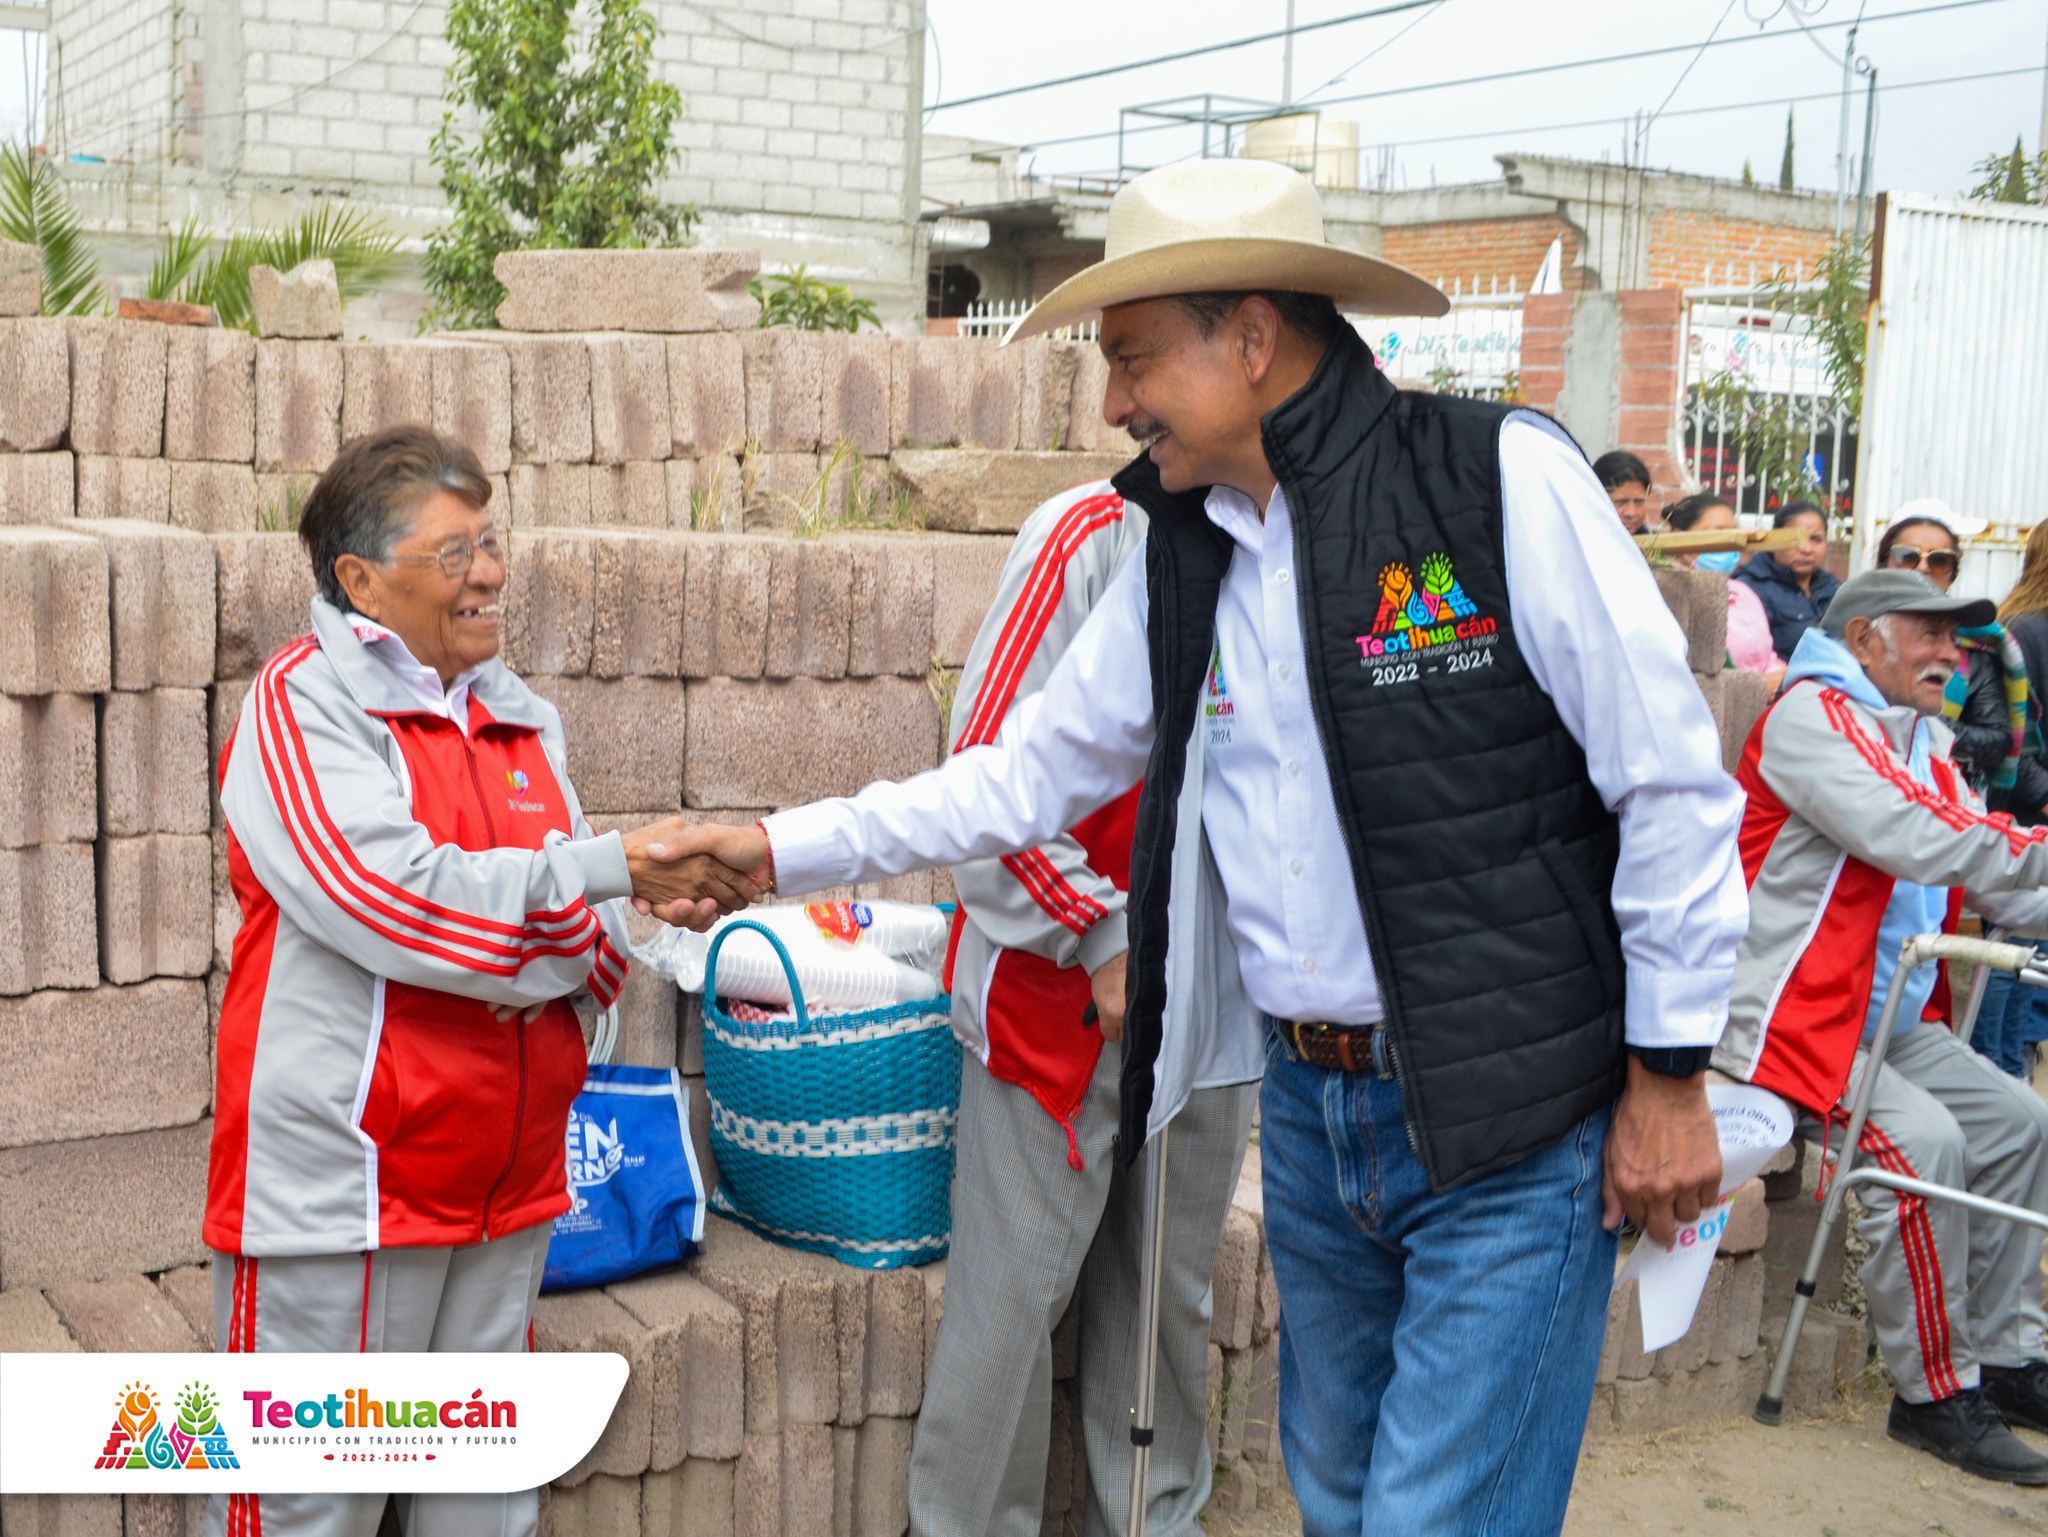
top-left (1003, 157), bottom-right (1449, 345)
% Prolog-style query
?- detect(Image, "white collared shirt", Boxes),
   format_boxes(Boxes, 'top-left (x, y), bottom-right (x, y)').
top-left (346, 614), bottom-right (485, 735)
top-left (767, 414), bottom-right (1748, 1048)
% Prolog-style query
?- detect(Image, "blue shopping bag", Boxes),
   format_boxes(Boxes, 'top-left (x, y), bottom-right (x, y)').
top-left (542, 1022), bottom-right (707, 1291)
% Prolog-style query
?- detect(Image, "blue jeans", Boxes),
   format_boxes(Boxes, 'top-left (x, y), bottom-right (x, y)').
top-left (1259, 1022), bottom-right (1617, 1537)
top-left (1973, 969), bottom-right (2033, 1078)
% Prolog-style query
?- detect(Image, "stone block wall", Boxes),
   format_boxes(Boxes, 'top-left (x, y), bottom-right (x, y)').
top-left (0, 314), bottom-right (1855, 1537)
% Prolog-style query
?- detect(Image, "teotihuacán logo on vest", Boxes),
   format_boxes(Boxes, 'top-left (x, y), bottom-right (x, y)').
top-left (1358, 554), bottom-right (1498, 683)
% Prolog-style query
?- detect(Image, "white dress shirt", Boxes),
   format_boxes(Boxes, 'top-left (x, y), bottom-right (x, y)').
top-left (768, 414), bottom-right (1748, 1048)
top-left (346, 614), bottom-right (485, 735)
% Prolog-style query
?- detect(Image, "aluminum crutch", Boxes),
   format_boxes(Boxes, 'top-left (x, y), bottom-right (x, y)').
top-left (1125, 1125), bottom-right (1169, 1537)
top-left (1754, 932), bottom-right (2048, 1424)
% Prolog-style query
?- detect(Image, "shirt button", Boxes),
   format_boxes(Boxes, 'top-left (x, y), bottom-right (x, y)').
top-left (1277, 662), bottom-right (1294, 681)
top-left (1301, 956), bottom-right (1318, 973)
top-left (1287, 760), bottom-right (1302, 777)
top-left (1289, 858), bottom-right (1304, 875)
top-left (1275, 569), bottom-right (1291, 584)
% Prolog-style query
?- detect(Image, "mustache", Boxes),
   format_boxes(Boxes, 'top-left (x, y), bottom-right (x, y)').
top-left (1920, 664), bottom-right (1955, 688)
top-left (1128, 415), bottom-right (1169, 445)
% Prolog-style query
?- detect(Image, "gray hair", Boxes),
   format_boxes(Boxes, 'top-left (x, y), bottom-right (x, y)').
top-left (297, 425), bottom-right (492, 610)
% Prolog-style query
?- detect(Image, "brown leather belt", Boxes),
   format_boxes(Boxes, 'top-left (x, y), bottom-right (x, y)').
top-left (1282, 1019), bottom-right (1392, 1077)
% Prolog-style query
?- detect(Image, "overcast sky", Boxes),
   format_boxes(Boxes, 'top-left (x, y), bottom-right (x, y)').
top-left (923, 0), bottom-right (2048, 199)
top-left (1, 0), bottom-right (2041, 200)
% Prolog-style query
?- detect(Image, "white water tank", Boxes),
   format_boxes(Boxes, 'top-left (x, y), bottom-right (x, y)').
top-left (1242, 113), bottom-right (1360, 192)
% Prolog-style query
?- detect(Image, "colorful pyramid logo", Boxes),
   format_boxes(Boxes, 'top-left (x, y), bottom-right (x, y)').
top-left (1371, 553), bottom-right (1479, 637)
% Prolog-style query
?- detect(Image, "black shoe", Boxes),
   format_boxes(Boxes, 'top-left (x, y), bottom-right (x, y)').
top-left (1888, 1390), bottom-right (2048, 1485)
top-left (1985, 1363), bottom-right (2048, 1434)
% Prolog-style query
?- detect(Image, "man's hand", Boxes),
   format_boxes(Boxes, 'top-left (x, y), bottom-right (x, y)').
top-left (487, 1001), bottom-right (548, 1024)
top-left (621, 820), bottom-right (761, 932)
top-left (639, 822), bottom-right (774, 929)
top-left (1089, 951), bottom-right (1128, 1044)
top-left (1602, 1057), bottom-right (1723, 1246)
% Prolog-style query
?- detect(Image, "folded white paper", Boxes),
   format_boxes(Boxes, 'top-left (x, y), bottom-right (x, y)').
top-left (1616, 1082), bottom-right (1796, 1353)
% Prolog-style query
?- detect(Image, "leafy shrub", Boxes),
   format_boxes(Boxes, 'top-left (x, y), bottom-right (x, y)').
top-left (424, 0), bottom-right (695, 330)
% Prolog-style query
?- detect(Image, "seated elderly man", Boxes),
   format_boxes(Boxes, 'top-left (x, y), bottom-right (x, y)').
top-left (1715, 569), bottom-right (2048, 1485)
top-left (209, 425), bottom-right (748, 1537)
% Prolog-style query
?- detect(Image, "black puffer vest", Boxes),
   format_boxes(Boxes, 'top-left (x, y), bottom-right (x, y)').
top-left (1114, 329), bottom-right (1625, 1192)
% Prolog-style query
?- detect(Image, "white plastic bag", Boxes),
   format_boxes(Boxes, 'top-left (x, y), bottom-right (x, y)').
top-left (633, 902), bottom-right (950, 1010)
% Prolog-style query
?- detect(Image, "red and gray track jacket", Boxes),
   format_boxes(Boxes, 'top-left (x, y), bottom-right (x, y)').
top-left (1714, 657), bottom-right (2048, 1114)
top-left (945, 482), bottom-right (1146, 1159)
top-left (208, 599), bottom-right (633, 1257)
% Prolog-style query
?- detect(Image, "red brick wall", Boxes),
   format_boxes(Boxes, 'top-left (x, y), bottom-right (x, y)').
top-left (1645, 211), bottom-right (1836, 289)
top-left (1515, 289), bottom-right (1685, 503)
top-left (1615, 289), bottom-right (1684, 499)
top-left (1379, 216), bottom-right (1587, 295)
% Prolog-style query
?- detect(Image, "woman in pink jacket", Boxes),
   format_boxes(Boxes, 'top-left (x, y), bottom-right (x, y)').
top-left (1663, 492), bottom-right (1784, 687)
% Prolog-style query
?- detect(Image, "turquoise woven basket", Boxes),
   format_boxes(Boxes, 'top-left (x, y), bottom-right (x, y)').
top-left (701, 918), bottom-right (959, 1269)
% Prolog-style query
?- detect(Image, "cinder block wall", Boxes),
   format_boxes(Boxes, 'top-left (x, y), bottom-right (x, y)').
top-left (0, 314), bottom-right (1858, 1537)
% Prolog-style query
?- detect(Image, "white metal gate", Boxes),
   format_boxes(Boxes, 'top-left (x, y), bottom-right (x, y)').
top-left (1679, 267), bottom-right (1857, 524)
top-left (1858, 193), bottom-right (2048, 601)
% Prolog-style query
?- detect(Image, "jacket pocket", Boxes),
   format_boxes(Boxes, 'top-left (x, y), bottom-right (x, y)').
top-left (1535, 838), bottom-right (1626, 1013)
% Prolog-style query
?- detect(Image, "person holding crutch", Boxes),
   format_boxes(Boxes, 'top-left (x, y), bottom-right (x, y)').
top-left (652, 158), bottom-right (1746, 1535)
top-left (910, 478), bottom-right (1256, 1536)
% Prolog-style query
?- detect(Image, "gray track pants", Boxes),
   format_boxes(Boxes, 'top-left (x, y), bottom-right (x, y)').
top-left (207, 1222), bottom-right (552, 1537)
top-left (1816, 1025), bottom-right (2048, 1404)
top-left (908, 1041), bottom-right (1257, 1537)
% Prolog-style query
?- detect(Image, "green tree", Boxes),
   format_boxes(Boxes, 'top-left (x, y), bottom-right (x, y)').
top-left (424, 0), bottom-right (695, 330)
top-left (749, 266), bottom-right (880, 333)
top-left (1968, 137), bottom-right (2048, 204)
top-left (1778, 108), bottom-right (1796, 192)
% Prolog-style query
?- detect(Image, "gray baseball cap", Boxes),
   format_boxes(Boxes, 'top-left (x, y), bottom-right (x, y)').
top-left (1820, 568), bottom-right (1996, 638)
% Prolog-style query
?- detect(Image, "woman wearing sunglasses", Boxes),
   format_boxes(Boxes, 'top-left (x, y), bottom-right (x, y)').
top-left (1877, 502), bottom-right (2048, 1081)
top-left (1872, 501), bottom-right (2031, 799)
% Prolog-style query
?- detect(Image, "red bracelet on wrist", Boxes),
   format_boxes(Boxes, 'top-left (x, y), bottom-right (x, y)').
top-left (754, 821), bottom-right (779, 894)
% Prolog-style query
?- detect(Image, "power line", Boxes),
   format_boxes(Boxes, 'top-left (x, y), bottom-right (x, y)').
top-left (926, 0), bottom-right (1441, 113)
top-left (928, 0), bottom-right (2015, 122)
top-left (1295, 0), bottom-right (1451, 105)
top-left (920, 61), bottom-right (2037, 179)
top-left (1288, 0), bottom-right (2018, 115)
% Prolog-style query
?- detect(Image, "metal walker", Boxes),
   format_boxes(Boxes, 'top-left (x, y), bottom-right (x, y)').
top-left (1755, 931), bottom-right (2048, 1424)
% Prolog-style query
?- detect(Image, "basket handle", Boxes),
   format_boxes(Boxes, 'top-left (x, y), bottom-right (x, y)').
top-left (704, 918), bottom-right (813, 1031)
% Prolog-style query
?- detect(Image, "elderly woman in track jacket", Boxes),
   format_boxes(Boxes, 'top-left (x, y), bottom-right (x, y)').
top-left (207, 426), bottom-right (750, 1537)
top-left (1714, 569), bottom-right (2048, 1489)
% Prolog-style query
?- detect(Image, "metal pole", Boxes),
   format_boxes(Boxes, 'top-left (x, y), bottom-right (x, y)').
top-left (1282, 0), bottom-right (1296, 106)
top-left (1755, 934), bottom-right (2040, 1425)
top-left (1853, 62), bottom-right (1878, 248)
top-left (1835, 23), bottom-right (1857, 235)
top-left (1125, 1126), bottom-right (1169, 1537)
top-left (1756, 932), bottom-right (1924, 1424)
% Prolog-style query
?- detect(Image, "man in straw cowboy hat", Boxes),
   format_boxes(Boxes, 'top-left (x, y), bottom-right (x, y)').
top-left (650, 157), bottom-right (1748, 1533)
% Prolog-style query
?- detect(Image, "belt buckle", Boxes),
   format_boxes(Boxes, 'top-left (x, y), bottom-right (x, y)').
top-left (1289, 1018), bottom-right (1323, 1061)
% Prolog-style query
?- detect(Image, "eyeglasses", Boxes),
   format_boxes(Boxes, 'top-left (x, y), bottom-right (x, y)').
top-left (385, 529), bottom-right (505, 582)
top-left (1886, 547), bottom-right (1960, 578)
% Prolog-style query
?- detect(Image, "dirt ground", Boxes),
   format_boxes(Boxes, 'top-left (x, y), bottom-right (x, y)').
top-left (1202, 1384), bottom-right (2048, 1536)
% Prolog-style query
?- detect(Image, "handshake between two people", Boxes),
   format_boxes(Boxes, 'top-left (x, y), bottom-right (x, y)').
top-left (619, 819), bottom-right (775, 931)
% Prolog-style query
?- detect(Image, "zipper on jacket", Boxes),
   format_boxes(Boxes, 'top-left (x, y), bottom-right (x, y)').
top-left (461, 731), bottom-right (503, 847)
top-left (1268, 445), bottom-right (1437, 1184)
top-left (480, 1012), bottom-right (530, 1242)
